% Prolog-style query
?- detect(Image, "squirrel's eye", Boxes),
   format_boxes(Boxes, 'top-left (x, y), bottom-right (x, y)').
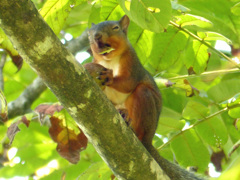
top-left (113, 25), bottom-right (120, 31)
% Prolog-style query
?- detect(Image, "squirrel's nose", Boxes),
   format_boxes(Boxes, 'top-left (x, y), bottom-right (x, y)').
top-left (94, 33), bottom-right (102, 41)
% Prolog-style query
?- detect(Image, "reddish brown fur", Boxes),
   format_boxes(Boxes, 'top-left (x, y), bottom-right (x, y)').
top-left (85, 15), bottom-right (162, 145)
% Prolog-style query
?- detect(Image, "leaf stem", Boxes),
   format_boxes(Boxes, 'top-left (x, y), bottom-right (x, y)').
top-left (168, 68), bottom-right (240, 80)
top-left (169, 20), bottom-right (240, 69)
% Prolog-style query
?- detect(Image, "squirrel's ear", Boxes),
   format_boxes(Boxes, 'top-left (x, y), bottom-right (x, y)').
top-left (91, 23), bottom-right (95, 27)
top-left (119, 15), bottom-right (130, 34)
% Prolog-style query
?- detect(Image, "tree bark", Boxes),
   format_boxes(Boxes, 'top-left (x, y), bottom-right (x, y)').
top-left (0, 0), bottom-right (169, 179)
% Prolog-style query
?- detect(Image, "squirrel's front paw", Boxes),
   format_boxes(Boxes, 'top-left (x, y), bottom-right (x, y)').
top-left (97, 68), bottom-right (113, 86)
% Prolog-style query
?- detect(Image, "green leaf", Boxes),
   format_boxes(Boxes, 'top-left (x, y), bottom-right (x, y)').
top-left (178, 0), bottom-right (240, 47)
top-left (170, 129), bottom-right (210, 172)
top-left (218, 155), bottom-right (240, 180)
top-left (148, 28), bottom-right (188, 72)
top-left (78, 162), bottom-right (112, 180)
top-left (175, 14), bottom-right (212, 28)
top-left (40, 0), bottom-right (85, 34)
top-left (0, 122), bottom-right (56, 178)
top-left (229, 107), bottom-right (240, 118)
top-left (118, 0), bottom-right (172, 32)
top-left (198, 32), bottom-right (231, 43)
top-left (101, 0), bottom-right (124, 21)
top-left (0, 28), bottom-right (19, 56)
top-left (182, 101), bottom-right (209, 120)
top-left (220, 93), bottom-right (240, 108)
top-left (195, 117), bottom-right (228, 147)
top-left (231, 2), bottom-right (240, 16)
top-left (208, 78), bottom-right (240, 103)
top-left (158, 117), bottom-right (185, 135)
top-left (183, 39), bottom-right (209, 74)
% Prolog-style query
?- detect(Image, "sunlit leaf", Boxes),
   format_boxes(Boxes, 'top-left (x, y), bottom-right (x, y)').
top-left (118, 0), bottom-right (172, 33)
top-left (231, 2), bottom-right (240, 16)
top-left (175, 14), bottom-right (212, 28)
top-left (40, 0), bottom-right (86, 34)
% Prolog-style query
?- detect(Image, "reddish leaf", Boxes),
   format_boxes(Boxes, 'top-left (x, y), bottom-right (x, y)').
top-left (35, 104), bottom-right (64, 123)
top-left (0, 90), bottom-right (8, 122)
top-left (174, 79), bottom-right (200, 97)
top-left (7, 116), bottom-right (30, 144)
top-left (6, 50), bottom-right (23, 71)
top-left (49, 116), bottom-right (88, 164)
top-left (188, 67), bottom-right (196, 75)
top-left (12, 55), bottom-right (23, 71)
top-left (211, 150), bottom-right (225, 172)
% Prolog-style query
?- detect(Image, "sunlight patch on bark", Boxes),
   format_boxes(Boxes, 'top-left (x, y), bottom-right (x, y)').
top-left (68, 106), bottom-right (77, 117)
top-left (34, 36), bottom-right (53, 56)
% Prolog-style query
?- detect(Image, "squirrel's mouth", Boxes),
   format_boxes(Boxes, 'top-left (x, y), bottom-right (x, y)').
top-left (97, 42), bottom-right (115, 55)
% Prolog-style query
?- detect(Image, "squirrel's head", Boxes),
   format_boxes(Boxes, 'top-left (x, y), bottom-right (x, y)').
top-left (88, 15), bottom-right (130, 60)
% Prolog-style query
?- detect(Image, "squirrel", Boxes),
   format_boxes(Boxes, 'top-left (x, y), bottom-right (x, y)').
top-left (84, 15), bottom-right (202, 180)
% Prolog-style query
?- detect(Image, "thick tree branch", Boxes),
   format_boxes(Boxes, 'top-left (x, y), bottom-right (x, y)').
top-left (7, 30), bottom-right (90, 119)
top-left (0, 0), bottom-right (169, 179)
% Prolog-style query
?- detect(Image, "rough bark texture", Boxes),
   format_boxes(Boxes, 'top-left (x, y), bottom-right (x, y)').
top-left (0, 1), bottom-right (169, 179)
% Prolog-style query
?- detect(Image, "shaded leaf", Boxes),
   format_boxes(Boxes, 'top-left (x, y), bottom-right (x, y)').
top-left (208, 79), bottom-right (240, 103)
top-left (78, 162), bottom-right (112, 180)
top-left (158, 117), bottom-right (185, 135)
top-left (195, 117), bottom-right (228, 147)
top-left (170, 129), bottom-right (210, 172)
top-left (49, 114), bottom-right (88, 164)
top-left (7, 116), bottom-right (30, 144)
top-left (148, 28), bottom-right (188, 73)
top-left (182, 100), bottom-right (209, 120)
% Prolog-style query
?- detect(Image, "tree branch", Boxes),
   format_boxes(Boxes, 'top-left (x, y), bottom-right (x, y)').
top-left (7, 29), bottom-right (90, 119)
top-left (8, 77), bottom-right (47, 119)
top-left (0, 0), bottom-right (169, 179)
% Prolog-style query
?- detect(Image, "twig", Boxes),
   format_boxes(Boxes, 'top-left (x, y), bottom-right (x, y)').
top-left (168, 68), bottom-right (240, 80)
top-left (0, 53), bottom-right (7, 91)
top-left (169, 20), bottom-right (240, 69)
top-left (158, 107), bottom-right (228, 150)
